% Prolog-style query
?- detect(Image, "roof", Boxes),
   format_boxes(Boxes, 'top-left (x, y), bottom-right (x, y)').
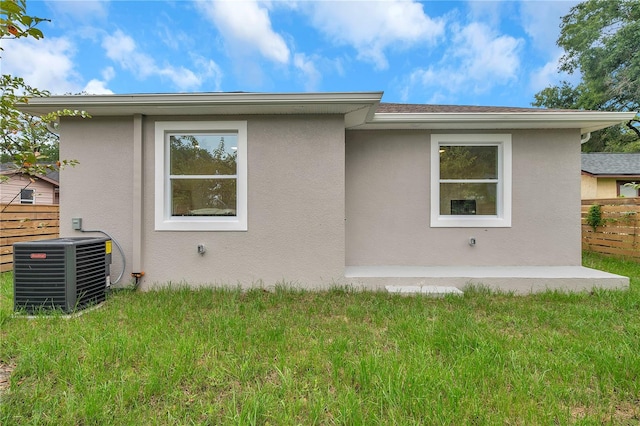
top-left (581, 153), bottom-right (640, 176)
top-left (17, 91), bottom-right (637, 134)
top-left (18, 92), bottom-right (384, 128)
top-left (377, 103), bottom-right (575, 113)
top-left (0, 163), bottom-right (60, 185)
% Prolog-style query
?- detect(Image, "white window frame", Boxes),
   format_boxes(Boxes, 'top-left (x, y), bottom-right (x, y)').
top-left (430, 134), bottom-right (512, 228)
top-left (155, 121), bottom-right (248, 231)
top-left (20, 188), bottom-right (35, 204)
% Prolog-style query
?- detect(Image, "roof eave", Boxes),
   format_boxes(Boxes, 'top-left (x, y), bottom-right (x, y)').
top-left (349, 111), bottom-right (638, 133)
top-left (18, 92), bottom-right (384, 121)
top-left (581, 172), bottom-right (640, 179)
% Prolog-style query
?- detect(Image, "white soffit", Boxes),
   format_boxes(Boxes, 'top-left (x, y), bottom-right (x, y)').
top-left (18, 92), bottom-right (383, 122)
top-left (353, 111), bottom-right (638, 133)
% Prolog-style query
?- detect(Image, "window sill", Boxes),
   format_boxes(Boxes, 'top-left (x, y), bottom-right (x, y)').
top-left (430, 216), bottom-right (511, 228)
top-left (155, 217), bottom-right (247, 231)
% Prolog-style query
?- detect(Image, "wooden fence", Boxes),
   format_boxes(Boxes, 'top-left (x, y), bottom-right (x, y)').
top-left (581, 198), bottom-right (640, 261)
top-left (0, 204), bottom-right (60, 272)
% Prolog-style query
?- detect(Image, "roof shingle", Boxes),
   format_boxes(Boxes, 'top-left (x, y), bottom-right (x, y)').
top-left (581, 153), bottom-right (640, 175)
top-left (376, 103), bottom-right (577, 113)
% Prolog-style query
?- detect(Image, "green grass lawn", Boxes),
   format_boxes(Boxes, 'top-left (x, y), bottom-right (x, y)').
top-left (1, 252), bottom-right (639, 425)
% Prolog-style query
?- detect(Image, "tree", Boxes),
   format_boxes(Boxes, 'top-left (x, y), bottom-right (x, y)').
top-left (532, 0), bottom-right (640, 152)
top-left (1, 0), bottom-right (86, 183)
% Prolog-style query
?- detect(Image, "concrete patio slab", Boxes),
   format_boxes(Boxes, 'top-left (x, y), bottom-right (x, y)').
top-left (345, 266), bottom-right (629, 294)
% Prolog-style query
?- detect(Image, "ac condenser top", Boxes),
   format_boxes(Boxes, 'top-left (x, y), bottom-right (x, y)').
top-left (13, 237), bottom-right (112, 314)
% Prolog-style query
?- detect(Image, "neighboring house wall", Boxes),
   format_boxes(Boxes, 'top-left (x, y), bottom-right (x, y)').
top-left (581, 175), bottom-right (638, 199)
top-left (581, 153), bottom-right (640, 199)
top-left (59, 115), bottom-right (347, 288)
top-left (595, 178), bottom-right (619, 198)
top-left (345, 129), bottom-right (582, 267)
top-left (581, 174), bottom-right (598, 199)
top-left (0, 173), bottom-right (58, 205)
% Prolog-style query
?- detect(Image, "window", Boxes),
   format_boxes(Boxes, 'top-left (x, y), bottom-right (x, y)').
top-left (618, 181), bottom-right (639, 198)
top-left (155, 121), bottom-right (247, 231)
top-left (430, 134), bottom-right (511, 227)
top-left (20, 188), bottom-right (34, 204)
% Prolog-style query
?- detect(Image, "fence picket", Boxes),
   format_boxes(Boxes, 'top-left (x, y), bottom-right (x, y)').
top-left (0, 204), bottom-right (60, 272)
top-left (581, 199), bottom-right (640, 261)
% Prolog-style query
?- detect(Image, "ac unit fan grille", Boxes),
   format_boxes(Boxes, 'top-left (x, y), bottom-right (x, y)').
top-left (13, 237), bottom-right (110, 314)
top-left (14, 246), bottom-right (67, 311)
top-left (74, 243), bottom-right (107, 309)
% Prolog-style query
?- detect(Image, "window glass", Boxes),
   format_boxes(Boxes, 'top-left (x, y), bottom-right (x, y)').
top-left (439, 145), bottom-right (498, 216)
top-left (20, 188), bottom-right (34, 204)
top-left (171, 179), bottom-right (237, 216)
top-left (168, 133), bottom-right (238, 218)
top-left (440, 182), bottom-right (497, 215)
top-left (169, 134), bottom-right (237, 176)
top-left (440, 146), bottom-right (497, 179)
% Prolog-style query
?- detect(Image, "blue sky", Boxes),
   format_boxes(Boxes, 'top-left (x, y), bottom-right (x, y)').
top-left (3, 0), bottom-right (582, 107)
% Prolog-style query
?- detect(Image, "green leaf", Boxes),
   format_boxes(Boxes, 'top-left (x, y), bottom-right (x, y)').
top-left (19, 15), bottom-right (31, 26)
top-left (0, 1), bottom-right (24, 15)
top-left (26, 27), bottom-right (43, 39)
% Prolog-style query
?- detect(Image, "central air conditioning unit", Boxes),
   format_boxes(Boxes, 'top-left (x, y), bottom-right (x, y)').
top-left (13, 237), bottom-right (112, 314)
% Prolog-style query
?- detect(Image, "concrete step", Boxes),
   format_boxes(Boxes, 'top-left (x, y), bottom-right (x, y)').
top-left (385, 285), bottom-right (464, 296)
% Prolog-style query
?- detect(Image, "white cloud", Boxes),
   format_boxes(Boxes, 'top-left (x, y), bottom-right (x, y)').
top-left (529, 52), bottom-right (581, 93)
top-left (293, 53), bottom-right (322, 91)
top-left (519, 0), bottom-right (578, 52)
top-left (1, 36), bottom-right (82, 94)
top-left (101, 66), bottom-right (115, 82)
top-left (45, 0), bottom-right (110, 21)
top-left (400, 22), bottom-right (523, 102)
top-left (196, 0), bottom-right (290, 64)
top-left (518, 1), bottom-right (583, 98)
top-left (82, 66), bottom-right (115, 94)
top-left (304, 0), bottom-right (445, 69)
top-left (83, 79), bottom-right (114, 94)
top-left (192, 56), bottom-right (223, 92)
top-left (101, 29), bottom-right (221, 91)
top-left (454, 23), bottom-right (522, 84)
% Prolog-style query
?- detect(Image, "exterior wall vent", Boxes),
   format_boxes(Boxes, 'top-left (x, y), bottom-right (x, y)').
top-left (13, 237), bottom-right (112, 314)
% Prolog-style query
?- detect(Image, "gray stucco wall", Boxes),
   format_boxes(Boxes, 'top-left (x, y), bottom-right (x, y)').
top-left (58, 116), bottom-right (583, 289)
top-left (60, 115), bottom-right (346, 289)
top-left (59, 116), bottom-right (134, 285)
top-left (345, 129), bottom-right (582, 267)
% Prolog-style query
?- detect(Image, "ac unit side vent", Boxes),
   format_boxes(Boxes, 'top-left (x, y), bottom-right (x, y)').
top-left (13, 237), bottom-right (112, 314)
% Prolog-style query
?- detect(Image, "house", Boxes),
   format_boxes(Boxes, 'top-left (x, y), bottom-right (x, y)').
top-left (18, 92), bottom-right (637, 293)
top-left (0, 164), bottom-right (59, 205)
top-left (581, 153), bottom-right (640, 199)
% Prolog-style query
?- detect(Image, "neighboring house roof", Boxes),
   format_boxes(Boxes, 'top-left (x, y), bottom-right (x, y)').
top-left (581, 153), bottom-right (640, 177)
top-left (0, 163), bottom-right (60, 185)
top-left (17, 92), bottom-right (637, 134)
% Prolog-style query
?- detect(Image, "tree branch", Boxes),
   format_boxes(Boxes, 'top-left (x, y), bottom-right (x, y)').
top-left (627, 119), bottom-right (640, 139)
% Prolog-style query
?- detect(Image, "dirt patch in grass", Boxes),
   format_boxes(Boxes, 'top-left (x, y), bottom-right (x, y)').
top-left (0, 361), bottom-right (15, 393)
top-left (570, 401), bottom-right (640, 423)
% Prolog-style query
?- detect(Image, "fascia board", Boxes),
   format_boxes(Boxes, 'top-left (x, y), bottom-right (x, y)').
top-left (585, 173), bottom-right (640, 179)
top-left (18, 92), bottom-right (384, 116)
top-left (352, 111), bottom-right (638, 133)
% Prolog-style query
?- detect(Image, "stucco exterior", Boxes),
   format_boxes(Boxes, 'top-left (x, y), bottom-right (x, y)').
top-left (22, 92), bottom-right (634, 292)
top-left (59, 115), bottom-right (346, 289)
top-left (345, 129), bottom-right (582, 267)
